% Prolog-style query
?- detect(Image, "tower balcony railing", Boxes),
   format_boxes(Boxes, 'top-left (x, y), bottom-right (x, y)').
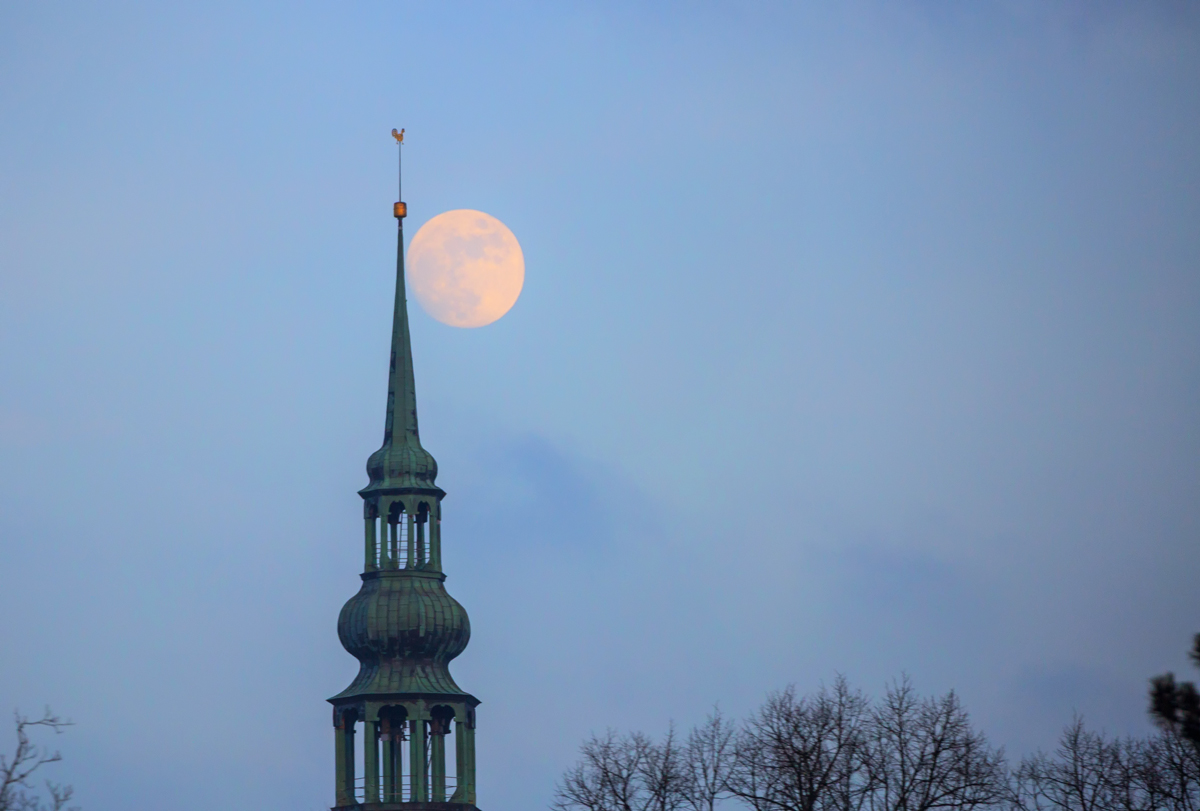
top-left (354, 774), bottom-right (459, 804)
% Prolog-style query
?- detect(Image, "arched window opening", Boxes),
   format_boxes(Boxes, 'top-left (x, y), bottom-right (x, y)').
top-left (385, 502), bottom-right (409, 570)
top-left (364, 705), bottom-right (409, 804)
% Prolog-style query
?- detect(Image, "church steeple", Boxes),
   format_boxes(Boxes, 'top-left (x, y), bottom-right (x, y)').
top-left (362, 128), bottom-right (438, 495)
top-left (328, 132), bottom-right (480, 811)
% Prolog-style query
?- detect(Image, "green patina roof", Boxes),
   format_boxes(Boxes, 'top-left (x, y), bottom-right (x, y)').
top-left (332, 571), bottom-right (472, 701)
top-left (332, 201), bottom-right (474, 706)
top-left (360, 219), bottom-right (441, 498)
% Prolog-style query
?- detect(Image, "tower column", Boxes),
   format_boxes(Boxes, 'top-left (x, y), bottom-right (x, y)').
top-left (364, 514), bottom-right (378, 572)
top-left (463, 717), bottom-right (476, 804)
top-left (430, 715), bottom-right (448, 802)
top-left (451, 715), bottom-right (476, 805)
top-left (451, 719), bottom-right (464, 802)
top-left (409, 719), bottom-right (427, 801)
top-left (363, 716), bottom-right (380, 803)
top-left (431, 510), bottom-right (442, 571)
top-left (334, 718), bottom-right (347, 806)
top-left (334, 714), bottom-right (356, 807)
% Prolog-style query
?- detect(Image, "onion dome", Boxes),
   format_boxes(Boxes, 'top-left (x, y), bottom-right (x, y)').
top-left (332, 571), bottom-right (471, 698)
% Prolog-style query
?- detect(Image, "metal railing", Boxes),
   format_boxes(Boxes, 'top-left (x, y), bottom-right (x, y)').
top-left (354, 774), bottom-right (458, 803)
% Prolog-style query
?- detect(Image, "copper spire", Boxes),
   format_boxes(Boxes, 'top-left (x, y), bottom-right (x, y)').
top-left (361, 129), bottom-right (438, 496)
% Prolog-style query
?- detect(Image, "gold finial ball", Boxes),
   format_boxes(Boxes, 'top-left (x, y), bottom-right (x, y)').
top-left (394, 202), bottom-right (407, 219)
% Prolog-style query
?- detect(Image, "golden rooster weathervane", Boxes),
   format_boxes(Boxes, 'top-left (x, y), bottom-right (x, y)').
top-left (392, 128), bottom-right (405, 144)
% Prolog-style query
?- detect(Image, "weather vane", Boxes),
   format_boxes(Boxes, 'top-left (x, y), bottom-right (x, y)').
top-left (392, 128), bottom-right (406, 219)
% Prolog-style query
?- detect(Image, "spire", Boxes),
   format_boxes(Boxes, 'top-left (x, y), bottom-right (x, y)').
top-left (361, 129), bottom-right (440, 496)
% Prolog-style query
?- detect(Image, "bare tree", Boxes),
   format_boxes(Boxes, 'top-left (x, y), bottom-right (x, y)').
top-left (1001, 632), bottom-right (1200, 811)
top-left (1143, 724), bottom-right (1200, 811)
top-left (643, 726), bottom-right (689, 811)
top-left (862, 679), bottom-right (1007, 811)
top-left (0, 710), bottom-right (76, 811)
top-left (554, 728), bottom-right (689, 811)
top-left (1008, 718), bottom-right (1191, 811)
top-left (683, 708), bottom-right (737, 811)
top-left (555, 677), bottom-right (1200, 811)
top-left (728, 677), bottom-right (871, 811)
top-left (554, 730), bottom-right (646, 811)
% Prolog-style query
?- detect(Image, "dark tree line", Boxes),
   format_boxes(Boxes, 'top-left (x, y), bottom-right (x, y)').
top-left (554, 667), bottom-right (1200, 811)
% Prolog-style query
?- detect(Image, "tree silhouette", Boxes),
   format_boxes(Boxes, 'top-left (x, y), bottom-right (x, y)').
top-left (1149, 633), bottom-right (1200, 749)
top-left (555, 678), bottom-right (1009, 811)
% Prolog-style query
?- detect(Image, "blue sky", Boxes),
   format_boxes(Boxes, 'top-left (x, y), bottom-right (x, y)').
top-left (1, 3), bottom-right (1198, 810)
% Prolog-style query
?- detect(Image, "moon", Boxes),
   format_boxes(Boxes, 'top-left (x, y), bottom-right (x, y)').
top-left (407, 209), bottom-right (524, 328)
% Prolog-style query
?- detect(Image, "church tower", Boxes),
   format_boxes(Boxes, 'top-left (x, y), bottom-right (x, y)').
top-left (329, 134), bottom-right (480, 810)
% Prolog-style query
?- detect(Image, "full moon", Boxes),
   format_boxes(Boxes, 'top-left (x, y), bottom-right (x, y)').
top-left (407, 209), bottom-right (524, 328)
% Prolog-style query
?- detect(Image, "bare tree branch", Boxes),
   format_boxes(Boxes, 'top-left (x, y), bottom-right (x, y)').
top-left (863, 677), bottom-right (1006, 811)
top-left (552, 676), bottom-right (1200, 811)
top-left (728, 677), bottom-right (871, 811)
top-left (553, 728), bottom-right (688, 811)
top-left (684, 707), bottom-right (736, 811)
top-left (0, 709), bottom-right (77, 811)
top-left (1011, 717), bottom-right (1200, 811)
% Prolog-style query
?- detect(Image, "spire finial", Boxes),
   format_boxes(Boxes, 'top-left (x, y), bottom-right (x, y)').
top-left (392, 128), bottom-right (406, 218)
